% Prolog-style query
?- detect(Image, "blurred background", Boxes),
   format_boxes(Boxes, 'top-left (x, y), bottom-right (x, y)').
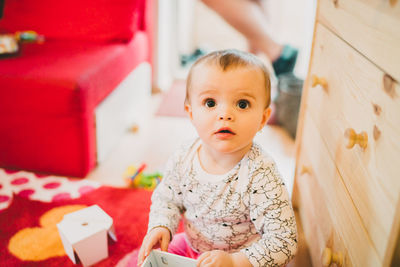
top-left (87, 0), bottom-right (317, 196)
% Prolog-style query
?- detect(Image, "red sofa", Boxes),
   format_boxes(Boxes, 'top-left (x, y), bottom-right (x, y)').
top-left (0, 0), bottom-right (154, 177)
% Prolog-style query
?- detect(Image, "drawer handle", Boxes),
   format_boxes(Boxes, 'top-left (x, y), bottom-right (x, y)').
top-left (322, 247), bottom-right (343, 267)
top-left (300, 165), bottom-right (311, 175)
top-left (312, 75), bottom-right (328, 90)
top-left (345, 128), bottom-right (368, 149)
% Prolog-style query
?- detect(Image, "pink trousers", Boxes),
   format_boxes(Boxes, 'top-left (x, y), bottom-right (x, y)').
top-left (126, 232), bottom-right (199, 267)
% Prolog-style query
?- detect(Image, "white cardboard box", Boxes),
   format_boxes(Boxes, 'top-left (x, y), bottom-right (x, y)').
top-left (57, 205), bottom-right (117, 266)
top-left (142, 250), bottom-right (197, 267)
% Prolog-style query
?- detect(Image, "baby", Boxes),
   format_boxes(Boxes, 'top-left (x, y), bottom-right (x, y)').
top-left (136, 49), bottom-right (297, 267)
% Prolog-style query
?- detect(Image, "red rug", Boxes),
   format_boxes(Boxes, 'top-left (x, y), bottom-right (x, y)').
top-left (0, 186), bottom-right (152, 266)
top-left (0, 168), bottom-right (100, 211)
top-left (155, 79), bottom-right (187, 118)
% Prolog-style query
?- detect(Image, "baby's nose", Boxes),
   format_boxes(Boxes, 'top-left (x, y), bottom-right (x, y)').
top-left (219, 115), bottom-right (232, 121)
top-left (218, 105), bottom-right (234, 121)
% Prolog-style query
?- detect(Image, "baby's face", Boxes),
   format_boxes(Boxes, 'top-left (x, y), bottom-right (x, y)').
top-left (185, 64), bottom-right (271, 155)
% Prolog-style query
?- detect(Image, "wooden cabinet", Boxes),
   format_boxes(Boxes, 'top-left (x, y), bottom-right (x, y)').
top-left (293, 0), bottom-right (400, 266)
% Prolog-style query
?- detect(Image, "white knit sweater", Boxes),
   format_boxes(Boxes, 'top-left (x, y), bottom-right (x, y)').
top-left (148, 139), bottom-right (297, 267)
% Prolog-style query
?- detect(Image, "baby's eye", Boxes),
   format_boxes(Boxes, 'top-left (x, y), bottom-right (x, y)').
top-left (237, 100), bottom-right (250, 109)
top-left (204, 98), bottom-right (216, 108)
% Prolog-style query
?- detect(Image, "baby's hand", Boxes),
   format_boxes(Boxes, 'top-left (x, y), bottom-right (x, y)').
top-left (137, 226), bottom-right (171, 266)
top-left (196, 251), bottom-right (252, 267)
top-left (196, 250), bottom-right (234, 267)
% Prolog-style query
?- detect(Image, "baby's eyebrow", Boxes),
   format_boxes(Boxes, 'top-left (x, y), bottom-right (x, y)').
top-left (237, 92), bottom-right (256, 100)
top-left (198, 89), bottom-right (218, 97)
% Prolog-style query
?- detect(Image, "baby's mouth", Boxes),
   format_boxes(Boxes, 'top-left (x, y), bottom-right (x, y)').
top-left (215, 127), bottom-right (235, 135)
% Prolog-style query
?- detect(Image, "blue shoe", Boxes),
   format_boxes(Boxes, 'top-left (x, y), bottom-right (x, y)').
top-left (180, 48), bottom-right (207, 67)
top-left (272, 45), bottom-right (298, 76)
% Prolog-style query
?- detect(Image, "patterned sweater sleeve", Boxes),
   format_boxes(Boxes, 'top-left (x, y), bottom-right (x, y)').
top-left (147, 147), bottom-right (186, 236)
top-left (241, 158), bottom-right (298, 267)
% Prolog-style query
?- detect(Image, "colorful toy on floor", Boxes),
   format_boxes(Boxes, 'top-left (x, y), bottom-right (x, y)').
top-left (0, 31), bottom-right (44, 56)
top-left (0, 34), bottom-right (18, 55)
top-left (124, 163), bottom-right (162, 190)
top-left (15, 30), bottom-right (45, 43)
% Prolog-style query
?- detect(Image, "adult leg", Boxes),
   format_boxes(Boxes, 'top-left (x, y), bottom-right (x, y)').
top-left (201, 0), bottom-right (298, 75)
top-left (201, 0), bottom-right (282, 61)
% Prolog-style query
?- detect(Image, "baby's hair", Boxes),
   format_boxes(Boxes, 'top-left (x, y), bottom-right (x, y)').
top-left (185, 49), bottom-right (271, 107)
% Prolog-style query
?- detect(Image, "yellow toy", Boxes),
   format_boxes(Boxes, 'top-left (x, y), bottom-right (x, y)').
top-left (0, 31), bottom-right (44, 56)
top-left (123, 163), bottom-right (162, 190)
top-left (15, 31), bottom-right (45, 43)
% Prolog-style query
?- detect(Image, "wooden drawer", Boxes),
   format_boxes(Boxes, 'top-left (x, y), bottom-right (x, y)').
top-left (295, 144), bottom-right (351, 267)
top-left (318, 0), bottom-right (400, 81)
top-left (298, 109), bottom-right (381, 266)
top-left (305, 23), bottom-right (400, 262)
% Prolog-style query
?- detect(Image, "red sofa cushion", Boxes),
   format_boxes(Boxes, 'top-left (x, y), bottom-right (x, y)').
top-left (0, 32), bottom-right (149, 177)
top-left (0, 0), bottom-right (142, 42)
top-left (0, 32), bottom-right (149, 116)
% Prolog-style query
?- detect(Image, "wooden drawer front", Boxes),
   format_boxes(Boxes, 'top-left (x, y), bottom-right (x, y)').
top-left (318, 0), bottom-right (400, 81)
top-left (295, 146), bottom-right (352, 267)
top-left (306, 23), bottom-right (400, 261)
top-left (299, 110), bottom-right (381, 266)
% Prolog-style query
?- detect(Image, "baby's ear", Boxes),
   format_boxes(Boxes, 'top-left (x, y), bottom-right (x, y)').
top-left (184, 104), bottom-right (193, 120)
top-left (259, 107), bottom-right (272, 130)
